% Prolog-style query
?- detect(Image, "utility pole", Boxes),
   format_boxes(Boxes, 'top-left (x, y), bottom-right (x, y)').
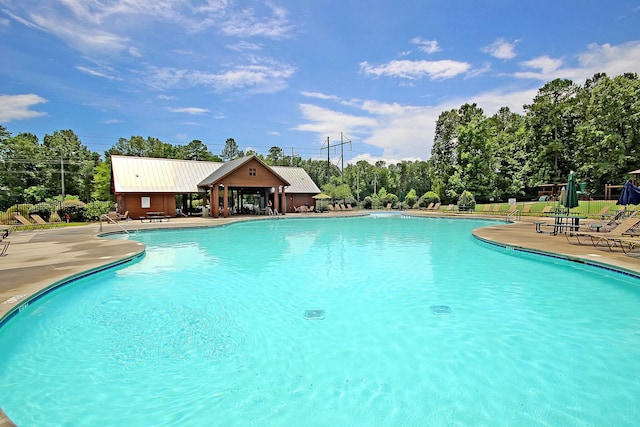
top-left (321, 133), bottom-right (352, 184)
top-left (60, 155), bottom-right (65, 199)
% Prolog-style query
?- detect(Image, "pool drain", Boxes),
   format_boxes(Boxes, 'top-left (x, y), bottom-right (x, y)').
top-left (430, 305), bottom-right (452, 314)
top-left (304, 309), bottom-right (325, 320)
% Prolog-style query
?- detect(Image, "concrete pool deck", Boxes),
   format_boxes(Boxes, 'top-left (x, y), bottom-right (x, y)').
top-left (1, 210), bottom-right (639, 426)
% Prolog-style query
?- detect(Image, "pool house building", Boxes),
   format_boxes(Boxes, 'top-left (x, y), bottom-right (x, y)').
top-left (110, 155), bottom-right (321, 219)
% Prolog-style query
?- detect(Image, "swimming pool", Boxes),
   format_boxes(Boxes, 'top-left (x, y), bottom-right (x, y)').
top-left (1, 215), bottom-right (639, 426)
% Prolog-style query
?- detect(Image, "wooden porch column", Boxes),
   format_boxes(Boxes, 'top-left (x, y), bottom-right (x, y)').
top-left (212, 185), bottom-right (219, 218)
top-left (281, 186), bottom-right (286, 214)
top-left (223, 185), bottom-right (229, 218)
top-left (273, 186), bottom-right (280, 214)
top-left (208, 187), bottom-right (213, 217)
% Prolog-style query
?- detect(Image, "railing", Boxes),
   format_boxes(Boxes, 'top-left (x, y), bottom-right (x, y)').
top-left (98, 214), bottom-right (130, 235)
top-left (506, 209), bottom-right (521, 222)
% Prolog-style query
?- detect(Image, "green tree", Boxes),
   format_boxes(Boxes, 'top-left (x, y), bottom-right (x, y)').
top-left (177, 140), bottom-right (217, 161)
top-left (524, 78), bottom-right (579, 184)
top-left (43, 129), bottom-right (99, 200)
top-left (574, 73), bottom-right (640, 193)
top-left (221, 138), bottom-right (239, 161)
top-left (0, 129), bottom-right (47, 208)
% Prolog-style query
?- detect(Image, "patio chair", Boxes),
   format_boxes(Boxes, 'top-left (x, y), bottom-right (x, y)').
top-left (482, 204), bottom-right (491, 212)
top-left (307, 205), bottom-right (315, 213)
top-left (444, 204), bottom-right (455, 211)
top-left (521, 204), bottom-right (532, 214)
top-left (425, 202), bottom-right (434, 210)
top-left (117, 211), bottom-right (130, 220)
top-left (432, 202), bottom-right (441, 211)
top-left (13, 213), bottom-right (38, 230)
top-left (327, 204), bottom-right (335, 211)
top-left (386, 203), bottom-right (392, 209)
top-left (492, 204), bottom-right (501, 212)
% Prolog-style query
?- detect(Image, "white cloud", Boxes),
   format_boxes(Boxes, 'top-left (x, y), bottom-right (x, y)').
top-left (293, 87), bottom-right (537, 164)
top-left (167, 107), bottom-right (210, 115)
top-left (294, 104), bottom-right (378, 136)
top-left (577, 41), bottom-right (640, 76)
top-left (520, 55), bottom-right (563, 74)
top-left (227, 41), bottom-right (262, 52)
top-left (144, 59), bottom-right (296, 94)
top-left (360, 59), bottom-right (470, 80)
top-left (76, 62), bottom-right (122, 80)
top-left (300, 91), bottom-right (341, 101)
top-left (0, 94), bottom-right (47, 121)
top-left (514, 41), bottom-right (640, 82)
top-left (218, 3), bottom-right (294, 39)
top-left (482, 38), bottom-right (518, 59)
top-left (101, 118), bottom-right (122, 124)
top-left (410, 37), bottom-right (441, 54)
top-left (3, 0), bottom-right (292, 56)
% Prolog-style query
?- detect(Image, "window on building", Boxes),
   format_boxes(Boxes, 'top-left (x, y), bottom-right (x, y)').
top-left (141, 196), bottom-right (151, 208)
top-left (249, 167), bottom-right (256, 176)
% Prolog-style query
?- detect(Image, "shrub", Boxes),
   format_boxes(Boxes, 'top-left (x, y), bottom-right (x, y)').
top-left (57, 200), bottom-right (87, 222)
top-left (404, 189), bottom-right (418, 208)
top-left (6, 204), bottom-right (33, 219)
top-left (418, 191), bottom-right (440, 208)
top-left (86, 201), bottom-right (114, 221)
top-left (458, 190), bottom-right (476, 210)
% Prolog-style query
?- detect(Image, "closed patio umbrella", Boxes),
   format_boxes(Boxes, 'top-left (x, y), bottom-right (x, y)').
top-left (562, 172), bottom-right (579, 211)
top-left (617, 180), bottom-right (640, 207)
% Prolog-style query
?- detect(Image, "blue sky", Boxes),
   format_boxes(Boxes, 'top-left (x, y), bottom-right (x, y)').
top-left (1, 1), bottom-right (639, 165)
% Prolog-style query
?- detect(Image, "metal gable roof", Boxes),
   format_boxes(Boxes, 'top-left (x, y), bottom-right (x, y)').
top-left (272, 166), bottom-right (321, 194)
top-left (111, 155), bottom-right (222, 193)
top-left (111, 155), bottom-right (320, 194)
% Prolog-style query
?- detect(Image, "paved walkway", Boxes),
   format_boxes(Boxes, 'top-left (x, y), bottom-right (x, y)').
top-left (0, 210), bottom-right (639, 426)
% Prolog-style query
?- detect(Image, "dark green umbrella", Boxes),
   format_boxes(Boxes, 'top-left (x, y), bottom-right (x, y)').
top-left (562, 171), bottom-right (579, 210)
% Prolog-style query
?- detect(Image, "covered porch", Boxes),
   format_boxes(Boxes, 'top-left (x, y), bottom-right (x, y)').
top-left (198, 156), bottom-right (290, 219)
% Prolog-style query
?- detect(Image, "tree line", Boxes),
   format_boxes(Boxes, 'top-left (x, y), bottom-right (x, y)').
top-left (1, 72), bottom-right (638, 210)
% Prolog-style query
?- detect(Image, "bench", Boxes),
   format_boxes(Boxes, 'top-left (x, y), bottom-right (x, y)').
top-left (139, 216), bottom-right (170, 223)
top-left (543, 223), bottom-right (581, 235)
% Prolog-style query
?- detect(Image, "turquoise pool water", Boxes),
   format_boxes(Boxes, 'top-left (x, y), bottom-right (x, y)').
top-left (1, 215), bottom-right (640, 426)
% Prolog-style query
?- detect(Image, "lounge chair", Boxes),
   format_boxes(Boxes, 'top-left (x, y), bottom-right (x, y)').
top-left (30, 214), bottom-right (54, 228)
top-left (0, 239), bottom-right (9, 257)
top-left (425, 202), bottom-right (434, 210)
top-left (432, 202), bottom-right (441, 211)
top-left (492, 204), bottom-right (501, 212)
top-left (386, 203), bottom-right (392, 209)
top-left (117, 211), bottom-right (130, 220)
top-left (14, 213), bottom-right (38, 230)
top-left (307, 205), bottom-right (315, 213)
top-left (444, 204), bottom-right (455, 211)
top-left (566, 215), bottom-right (639, 248)
top-left (521, 204), bottom-right (532, 214)
top-left (345, 204), bottom-right (352, 210)
top-left (595, 206), bottom-right (610, 219)
top-left (482, 204), bottom-right (491, 212)
top-left (327, 204), bottom-right (335, 212)
top-left (541, 205), bottom-right (553, 215)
